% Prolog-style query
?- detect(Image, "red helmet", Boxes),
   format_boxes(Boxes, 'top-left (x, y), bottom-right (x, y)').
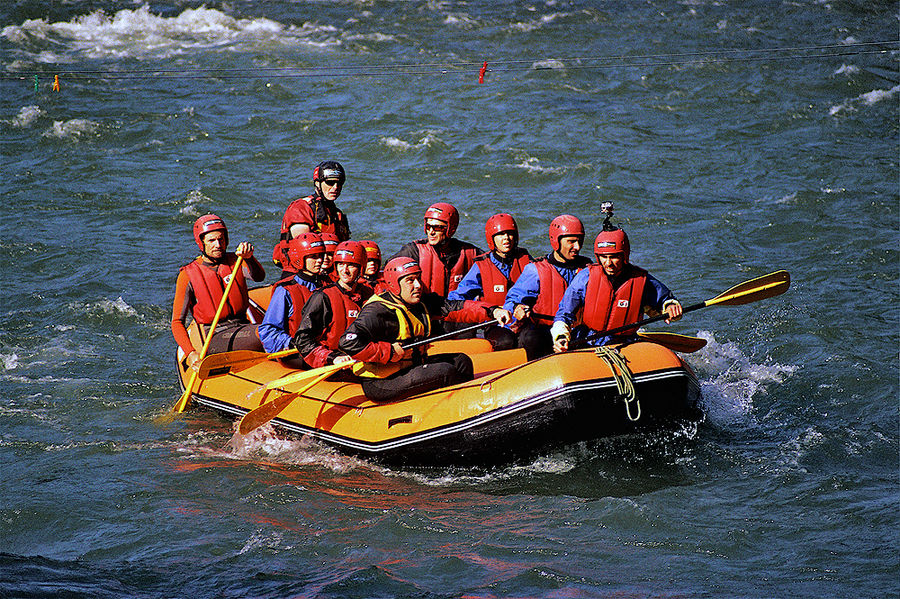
top-left (312, 160), bottom-right (345, 184)
top-left (320, 232), bottom-right (340, 254)
top-left (193, 214), bottom-right (228, 250)
top-left (484, 213), bottom-right (518, 251)
top-left (383, 257), bottom-right (422, 295)
top-left (423, 202), bottom-right (459, 237)
top-left (286, 233), bottom-right (325, 271)
top-left (594, 228), bottom-right (630, 262)
top-left (359, 240), bottom-right (382, 264)
top-left (333, 240), bottom-right (366, 267)
top-left (548, 214), bottom-right (584, 251)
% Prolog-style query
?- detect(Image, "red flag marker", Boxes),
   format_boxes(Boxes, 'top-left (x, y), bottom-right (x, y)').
top-left (478, 61), bottom-right (487, 84)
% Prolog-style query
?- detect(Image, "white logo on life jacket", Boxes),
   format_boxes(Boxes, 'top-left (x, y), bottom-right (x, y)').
top-left (223, 273), bottom-right (233, 285)
top-left (343, 333), bottom-right (357, 341)
top-left (617, 299), bottom-right (630, 308)
top-left (348, 309), bottom-right (359, 318)
top-left (493, 284), bottom-right (505, 293)
top-left (452, 274), bottom-right (463, 282)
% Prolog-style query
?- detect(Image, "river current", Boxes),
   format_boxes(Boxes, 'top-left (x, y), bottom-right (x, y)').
top-left (1, 1), bottom-right (897, 597)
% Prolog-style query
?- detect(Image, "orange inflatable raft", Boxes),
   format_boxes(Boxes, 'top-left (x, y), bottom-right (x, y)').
top-left (175, 286), bottom-right (702, 466)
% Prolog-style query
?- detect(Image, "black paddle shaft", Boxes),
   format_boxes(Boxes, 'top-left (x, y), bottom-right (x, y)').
top-left (585, 301), bottom-right (706, 342)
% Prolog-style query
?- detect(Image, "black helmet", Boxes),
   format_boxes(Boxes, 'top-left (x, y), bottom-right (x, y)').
top-left (313, 161), bottom-right (345, 183)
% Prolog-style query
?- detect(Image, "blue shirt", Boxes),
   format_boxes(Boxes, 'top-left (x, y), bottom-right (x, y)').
top-left (447, 252), bottom-right (514, 301)
top-left (555, 266), bottom-right (676, 346)
top-left (258, 275), bottom-right (319, 352)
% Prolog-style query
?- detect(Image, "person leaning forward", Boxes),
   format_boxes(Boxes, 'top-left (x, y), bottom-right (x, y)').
top-left (172, 214), bottom-right (266, 366)
top-left (551, 224), bottom-right (682, 352)
top-left (338, 257), bottom-right (511, 402)
top-left (272, 160), bottom-right (351, 272)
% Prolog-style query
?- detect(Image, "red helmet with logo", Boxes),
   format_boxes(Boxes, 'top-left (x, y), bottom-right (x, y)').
top-left (359, 240), bottom-right (382, 264)
top-left (320, 232), bottom-right (340, 254)
top-left (333, 241), bottom-right (366, 267)
top-left (484, 213), bottom-right (518, 251)
top-left (423, 202), bottom-right (459, 237)
top-left (312, 160), bottom-right (345, 184)
top-left (193, 214), bottom-right (228, 250)
top-left (594, 228), bottom-right (630, 262)
top-left (383, 257), bottom-right (422, 295)
top-left (548, 214), bottom-right (584, 251)
top-left (286, 233), bottom-right (325, 271)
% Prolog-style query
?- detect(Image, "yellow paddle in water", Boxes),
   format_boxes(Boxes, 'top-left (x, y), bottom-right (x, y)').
top-left (585, 269), bottom-right (790, 344)
top-left (173, 255), bottom-right (244, 413)
top-left (237, 318), bottom-right (502, 435)
top-left (636, 331), bottom-right (707, 353)
top-left (195, 347), bottom-right (298, 379)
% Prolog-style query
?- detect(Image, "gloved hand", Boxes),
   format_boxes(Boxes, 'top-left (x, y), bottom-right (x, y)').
top-left (550, 320), bottom-right (570, 353)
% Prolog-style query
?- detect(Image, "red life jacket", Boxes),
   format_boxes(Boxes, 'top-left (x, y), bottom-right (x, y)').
top-left (319, 285), bottom-right (371, 349)
top-left (276, 275), bottom-right (314, 336)
top-left (475, 249), bottom-right (532, 306)
top-left (182, 255), bottom-right (248, 324)
top-left (581, 264), bottom-right (648, 334)
top-left (415, 241), bottom-right (478, 297)
top-left (531, 258), bottom-right (588, 326)
top-left (273, 194), bottom-right (350, 265)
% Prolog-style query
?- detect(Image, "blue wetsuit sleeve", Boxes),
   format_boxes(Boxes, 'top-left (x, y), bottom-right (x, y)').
top-left (643, 274), bottom-right (676, 313)
top-left (447, 263), bottom-right (482, 301)
top-left (258, 286), bottom-right (294, 352)
top-left (503, 262), bottom-right (540, 312)
top-left (554, 267), bottom-right (590, 325)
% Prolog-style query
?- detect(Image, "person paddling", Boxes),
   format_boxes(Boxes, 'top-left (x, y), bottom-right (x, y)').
top-left (291, 241), bottom-right (373, 368)
top-left (552, 207), bottom-right (682, 351)
top-left (272, 160), bottom-right (351, 273)
top-left (338, 257), bottom-right (511, 402)
top-left (448, 213), bottom-right (533, 350)
top-left (390, 202), bottom-right (482, 299)
top-left (258, 233), bottom-right (325, 360)
top-left (172, 214), bottom-right (266, 366)
top-left (502, 214), bottom-right (592, 359)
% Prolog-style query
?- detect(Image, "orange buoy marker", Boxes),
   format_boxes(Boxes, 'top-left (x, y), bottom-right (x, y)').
top-left (52, 74), bottom-right (60, 92)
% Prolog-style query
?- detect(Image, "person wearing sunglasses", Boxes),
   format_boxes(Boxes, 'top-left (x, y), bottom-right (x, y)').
top-left (389, 202), bottom-right (482, 301)
top-left (272, 160), bottom-right (351, 275)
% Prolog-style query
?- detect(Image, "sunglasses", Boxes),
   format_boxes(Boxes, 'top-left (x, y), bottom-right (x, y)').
top-left (425, 223), bottom-right (447, 232)
top-left (322, 179), bottom-right (342, 187)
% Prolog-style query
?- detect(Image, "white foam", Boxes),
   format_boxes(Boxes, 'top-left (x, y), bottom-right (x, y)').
top-left (511, 155), bottom-right (566, 174)
top-left (829, 84), bottom-right (900, 115)
top-left (227, 422), bottom-right (367, 474)
top-left (690, 330), bottom-right (797, 427)
top-left (6, 105), bottom-right (45, 128)
top-left (380, 132), bottom-right (440, 151)
top-left (2, 5), bottom-right (341, 61)
top-left (833, 64), bottom-right (859, 76)
top-left (42, 118), bottom-right (99, 139)
top-left (531, 59), bottom-right (566, 71)
top-left (2, 353), bottom-right (19, 370)
top-left (180, 189), bottom-right (211, 216)
top-left (511, 13), bottom-right (569, 33)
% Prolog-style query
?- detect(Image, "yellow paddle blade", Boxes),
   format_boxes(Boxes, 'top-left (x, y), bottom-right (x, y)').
top-left (245, 361), bottom-right (354, 405)
top-left (238, 363), bottom-right (354, 435)
top-left (196, 348), bottom-right (298, 379)
top-left (706, 270), bottom-right (790, 307)
top-left (636, 331), bottom-right (707, 353)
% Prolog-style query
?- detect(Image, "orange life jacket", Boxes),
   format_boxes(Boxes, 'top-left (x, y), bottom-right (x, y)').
top-left (181, 255), bottom-right (247, 324)
top-left (581, 264), bottom-right (648, 334)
